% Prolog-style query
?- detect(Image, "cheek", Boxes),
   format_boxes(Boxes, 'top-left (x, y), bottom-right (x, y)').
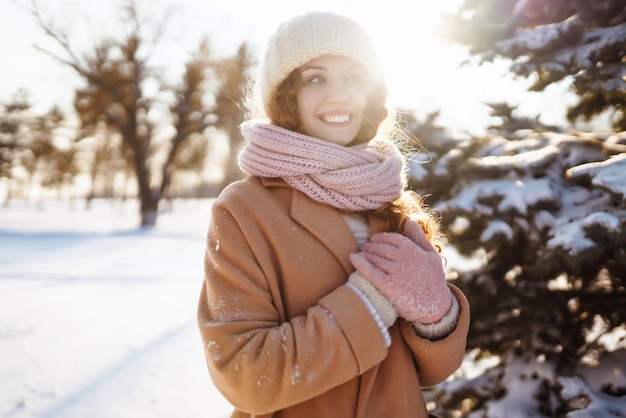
top-left (296, 101), bottom-right (308, 129)
top-left (296, 91), bottom-right (313, 118)
top-left (352, 90), bottom-right (368, 113)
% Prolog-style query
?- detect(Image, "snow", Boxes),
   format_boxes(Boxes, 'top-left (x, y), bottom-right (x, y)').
top-left (567, 153), bottom-right (626, 200)
top-left (484, 354), bottom-right (626, 417)
top-left (560, 376), bottom-right (626, 417)
top-left (3, 127), bottom-right (626, 416)
top-left (486, 354), bottom-right (556, 418)
top-left (438, 177), bottom-right (555, 217)
top-left (479, 219), bottom-right (514, 244)
top-left (546, 219), bottom-right (596, 256)
top-left (500, 17), bottom-right (576, 53)
top-left (0, 199), bottom-right (234, 418)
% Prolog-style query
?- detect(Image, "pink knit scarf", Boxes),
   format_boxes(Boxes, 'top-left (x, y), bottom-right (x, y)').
top-left (238, 121), bottom-right (405, 211)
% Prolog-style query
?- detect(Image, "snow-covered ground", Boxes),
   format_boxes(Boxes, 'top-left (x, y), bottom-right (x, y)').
top-left (0, 199), bottom-right (233, 418)
top-left (4, 197), bottom-right (624, 417)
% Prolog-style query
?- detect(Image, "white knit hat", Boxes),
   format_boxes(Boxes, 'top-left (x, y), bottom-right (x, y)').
top-left (260, 11), bottom-right (386, 114)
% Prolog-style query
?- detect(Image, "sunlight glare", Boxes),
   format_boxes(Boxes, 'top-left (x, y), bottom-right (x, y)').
top-left (354, 2), bottom-right (470, 110)
top-left (352, 1), bottom-right (541, 135)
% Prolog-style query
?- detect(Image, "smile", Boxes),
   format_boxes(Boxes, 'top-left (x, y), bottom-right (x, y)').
top-left (323, 114), bottom-right (350, 123)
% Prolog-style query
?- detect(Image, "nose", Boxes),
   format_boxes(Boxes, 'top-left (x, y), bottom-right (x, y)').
top-left (325, 80), bottom-right (349, 103)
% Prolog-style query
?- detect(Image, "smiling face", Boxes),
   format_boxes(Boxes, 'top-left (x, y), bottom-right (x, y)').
top-left (296, 55), bottom-right (368, 146)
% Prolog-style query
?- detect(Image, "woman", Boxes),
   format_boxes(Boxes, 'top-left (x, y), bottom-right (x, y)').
top-left (198, 11), bottom-right (469, 418)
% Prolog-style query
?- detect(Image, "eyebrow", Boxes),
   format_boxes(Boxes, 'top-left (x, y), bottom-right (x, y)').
top-left (300, 64), bottom-right (363, 73)
top-left (300, 65), bottom-right (327, 73)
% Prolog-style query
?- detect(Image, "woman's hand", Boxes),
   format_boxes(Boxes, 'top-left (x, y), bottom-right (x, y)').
top-left (350, 220), bottom-right (452, 324)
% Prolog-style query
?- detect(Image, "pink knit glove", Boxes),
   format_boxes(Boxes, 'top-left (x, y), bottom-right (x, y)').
top-left (350, 220), bottom-right (452, 324)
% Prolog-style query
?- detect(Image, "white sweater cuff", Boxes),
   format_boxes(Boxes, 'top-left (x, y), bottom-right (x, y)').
top-left (348, 271), bottom-right (398, 328)
top-left (411, 291), bottom-right (461, 341)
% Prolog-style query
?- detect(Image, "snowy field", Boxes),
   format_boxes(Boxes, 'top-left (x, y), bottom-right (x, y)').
top-left (4, 198), bottom-right (623, 417)
top-left (0, 199), bottom-right (233, 418)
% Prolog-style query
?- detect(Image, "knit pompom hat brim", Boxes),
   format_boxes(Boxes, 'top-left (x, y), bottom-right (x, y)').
top-left (260, 11), bottom-right (386, 115)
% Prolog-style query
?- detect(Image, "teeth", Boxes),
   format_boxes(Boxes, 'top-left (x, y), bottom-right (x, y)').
top-left (324, 114), bottom-right (350, 123)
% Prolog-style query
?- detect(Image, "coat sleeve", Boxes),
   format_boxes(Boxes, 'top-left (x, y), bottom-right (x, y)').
top-left (197, 191), bottom-right (389, 415)
top-left (399, 284), bottom-right (470, 388)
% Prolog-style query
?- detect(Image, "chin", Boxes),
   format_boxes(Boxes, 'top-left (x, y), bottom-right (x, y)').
top-left (325, 131), bottom-right (360, 146)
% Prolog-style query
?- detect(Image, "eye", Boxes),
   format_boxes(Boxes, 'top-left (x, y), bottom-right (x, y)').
top-left (303, 74), bottom-right (326, 86)
top-left (347, 75), bottom-right (359, 85)
top-left (346, 71), bottom-right (365, 86)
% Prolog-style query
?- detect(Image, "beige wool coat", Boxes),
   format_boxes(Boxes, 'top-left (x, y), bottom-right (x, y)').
top-left (198, 176), bottom-right (470, 418)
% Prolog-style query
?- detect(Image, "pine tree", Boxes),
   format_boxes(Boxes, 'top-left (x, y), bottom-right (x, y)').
top-left (409, 115), bottom-right (626, 416)
top-left (444, 0), bottom-right (626, 130)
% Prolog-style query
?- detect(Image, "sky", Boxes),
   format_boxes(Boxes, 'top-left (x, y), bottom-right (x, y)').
top-left (1, 0), bottom-right (576, 136)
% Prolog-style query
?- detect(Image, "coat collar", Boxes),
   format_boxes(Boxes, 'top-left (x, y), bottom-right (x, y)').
top-left (259, 177), bottom-right (389, 275)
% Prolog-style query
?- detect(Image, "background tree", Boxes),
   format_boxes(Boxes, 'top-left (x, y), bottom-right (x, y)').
top-left (79, 121), bottom-right (133, 205)
top-left (30, 0), bottom-right (218, 226)
top-left (428, 3), bottom-right (626, 414)
top-left (0, 90), bottom-right (76, 203)
top-left (24, 109), bottom-right (78, 199)
top-left (213, 43), bottom-right (254, 189)
top-left (160, 38), bottom-right (216, 200)
top-left (408, 112), bottom-right (626, 416)
top-left (0, 92), bottom-right (30, 187)
top-left (485, 102), bottom-right (561, 136)
top-left (444, 0), bottom-right (626, 130)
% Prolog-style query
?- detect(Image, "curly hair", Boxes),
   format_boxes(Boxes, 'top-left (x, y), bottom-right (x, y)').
top-left (264, 68), bottom-right (444, 248)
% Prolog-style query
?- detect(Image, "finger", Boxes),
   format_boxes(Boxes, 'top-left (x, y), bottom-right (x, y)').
top-left (350, 253), bottom-right (387, 281)
top-left (360, 252), bottom-right (396, 275)
top-left (367, 232), bottom-right (430, 262)
top-left (361, 241), bottom-right (399, 261)
top-left (404, 220), bottom-right (436, 252)
top-left (368, 231), bottom-right (405, 247)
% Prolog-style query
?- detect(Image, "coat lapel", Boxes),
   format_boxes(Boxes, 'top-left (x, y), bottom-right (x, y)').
top-left (258, 177), bottom-right (388, 276)
top-left (290, 189), bottom-right (359, 276)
